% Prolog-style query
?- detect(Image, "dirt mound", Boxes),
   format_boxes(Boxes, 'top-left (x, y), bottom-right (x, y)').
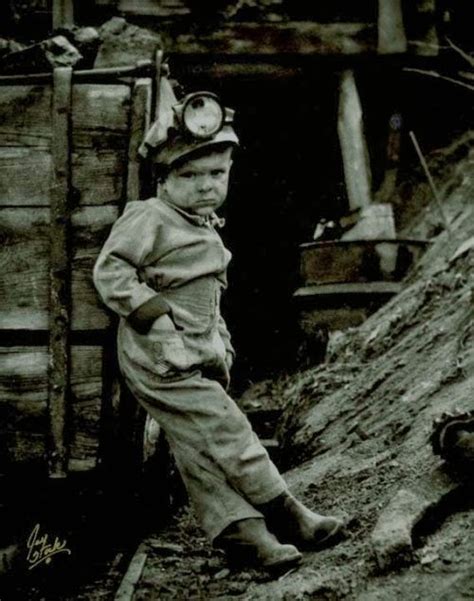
top-left (122, 132), bottom-right (474, 601)
top-left (240, 131), bottom-right (474, 599)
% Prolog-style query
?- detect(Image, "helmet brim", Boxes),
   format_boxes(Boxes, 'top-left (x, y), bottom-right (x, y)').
top-left (151, 126), bottom-right (239, 167)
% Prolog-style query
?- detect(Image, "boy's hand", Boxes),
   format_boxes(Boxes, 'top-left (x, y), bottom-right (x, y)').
top-left (150, 313), bottom-right (177, 332)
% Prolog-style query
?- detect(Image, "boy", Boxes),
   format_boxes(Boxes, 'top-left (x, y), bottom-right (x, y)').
top-left (93, 90), bottom-right (342, 570)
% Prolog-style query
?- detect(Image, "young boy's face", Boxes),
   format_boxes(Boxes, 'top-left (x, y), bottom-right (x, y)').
top-left (161, 147), bottom-right (233, 216)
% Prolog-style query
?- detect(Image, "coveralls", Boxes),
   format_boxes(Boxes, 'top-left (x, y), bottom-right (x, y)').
top-left (93, 197), bottom-right (287, 540)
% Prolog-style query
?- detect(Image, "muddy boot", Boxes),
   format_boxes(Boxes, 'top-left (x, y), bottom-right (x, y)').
top-left (257, 492), bottom-right (344, 550)
top-left (214, 518), bottom-right (302, 570)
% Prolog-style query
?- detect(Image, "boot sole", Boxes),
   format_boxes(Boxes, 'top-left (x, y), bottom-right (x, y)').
top-left (263, 550), bottom-right (303, 571)
top-left (224, 549), bottom-right (303, 571)
top-left (300, 521), bottom-right (345, 551)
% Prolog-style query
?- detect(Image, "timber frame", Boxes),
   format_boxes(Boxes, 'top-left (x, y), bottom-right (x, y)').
top-left (0, 55), bottom-right (163, 478)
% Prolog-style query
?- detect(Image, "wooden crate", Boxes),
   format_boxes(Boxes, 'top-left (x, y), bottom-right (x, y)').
top-left (0, 73), bottom-right (153, 475)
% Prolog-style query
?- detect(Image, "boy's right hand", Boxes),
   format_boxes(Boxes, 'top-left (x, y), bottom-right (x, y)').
top-left (150, 313), bottom-right (177, 332)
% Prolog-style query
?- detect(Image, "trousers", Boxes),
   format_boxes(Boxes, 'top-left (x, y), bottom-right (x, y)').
top-left (121, 363), bottom-right (287, 541)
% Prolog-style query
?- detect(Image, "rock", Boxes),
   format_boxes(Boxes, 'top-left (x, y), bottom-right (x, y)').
top-left (214, 568), bottom-right (230, 580)
top-left (371, 488), bottom-right (431, 571)
top-left (0, 35), bottom-right (82, 74)
top-left (0, 38), bottom-right (25, 58)
top-left (61, 26), bottom-right (101, 69)
top-left (43, 36), bottom-right (83, 68)
top-left (94, 17), bottom-right (163, 68)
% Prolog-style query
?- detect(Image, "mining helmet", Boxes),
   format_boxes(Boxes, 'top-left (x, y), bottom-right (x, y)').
top-left (139, 77), bottom-right (239, 167)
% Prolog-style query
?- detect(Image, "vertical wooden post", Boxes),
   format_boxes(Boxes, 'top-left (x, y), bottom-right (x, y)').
top-left (378, 0), bottom-right (408, 54)
top-left (127, 78), bottom-right (152, 201)
top-left (48, 66), bottom-right (73, 478)
top-left (154, 49), bottom-right (164, 121)
top-left (376, 112), bottom-right (403, 203)
top-left (53, 0), bottom-right (74, 29)
top-left (414, 0), bottom-right (439, 55)
top-left (337, 70), bottom-right (373, 211)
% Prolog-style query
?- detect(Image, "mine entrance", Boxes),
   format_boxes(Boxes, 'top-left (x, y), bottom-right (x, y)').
top-left (168, 66), bottom-right (349, 387)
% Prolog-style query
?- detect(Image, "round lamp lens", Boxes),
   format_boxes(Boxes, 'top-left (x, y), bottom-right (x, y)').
top-left (183, 94), bottom-right (224, 139)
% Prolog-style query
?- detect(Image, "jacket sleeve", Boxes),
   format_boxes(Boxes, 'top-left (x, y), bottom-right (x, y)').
top-left (93, 202), bottom-right (171, 332)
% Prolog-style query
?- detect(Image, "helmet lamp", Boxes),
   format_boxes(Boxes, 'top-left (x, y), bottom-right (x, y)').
top-left (179, 92), bottom-right (225, 139)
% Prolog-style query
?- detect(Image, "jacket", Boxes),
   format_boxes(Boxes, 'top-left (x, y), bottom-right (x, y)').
top-left (93, 197), bottom-right (235, 379)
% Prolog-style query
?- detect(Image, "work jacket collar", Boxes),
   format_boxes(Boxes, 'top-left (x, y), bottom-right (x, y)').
top-left (161, 197), bottom-right (225, 228)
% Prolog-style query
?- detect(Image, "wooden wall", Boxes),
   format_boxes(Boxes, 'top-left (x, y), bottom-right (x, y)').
top-left (0, 80), bottom-right (147, 473)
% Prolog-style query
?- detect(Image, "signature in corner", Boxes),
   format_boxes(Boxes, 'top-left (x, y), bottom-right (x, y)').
top-left (26, 523), bottom-right (71, 570)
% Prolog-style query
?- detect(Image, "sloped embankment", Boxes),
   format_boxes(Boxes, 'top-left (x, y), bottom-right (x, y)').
top-left (244, 133), bottom-right (474, 600)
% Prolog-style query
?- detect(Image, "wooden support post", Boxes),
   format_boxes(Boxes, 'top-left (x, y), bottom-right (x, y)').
top-left (413, 0), bottom-right (439, 56)
top-left (378, 0), bottom-right (408, 54)
top-left (376, 113), bottom-right (403, 203)
top-left (154, 49), bottom-right (164, 121)
top-left (127, 78), bottom-right (152, 201)
top-left (48, 66), bottom-right (73, 478)
top-left (53, 0), bottom-right (74, 29)
top-left (337, 70), bottom-right (373, 211)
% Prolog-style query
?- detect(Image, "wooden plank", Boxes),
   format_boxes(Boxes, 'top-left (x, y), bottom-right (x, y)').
top-left (171, 22), bottom-right (377, 56)
top-left (114, 544), bottom-right (148, 601)
top-left (127, 78), bottom-right (152, 201)
top-left (0, 60), bottom-right (154, 85)
top-left (0, 206), bottom-right (118, 330)
top-left (48, 67), bottom-right (73, 479)
top-left (337, 70), bottom-right (373, 210)
top-left (294, 282), bottom-right (402, 297)
top-left (0, 346), bottom-right (104, 470)
top-left (71, 206), bottom-right (119, 329)
top-left (0, 85), bottom-right (52, 147)
top-left (0, 84), bottom-right (130, 207)
top-left (378, 0), bottom-right (408, 54)
top-left (0, 84), bottom-right (130, 147)
top-left (71, 84), bottom-right (131, 146)
top-left (411, 0), bottom-right (439, 56)
top-left (0, 147), bottom-right (126, 207)
top-left (119, 0), bottom-right (190, 17)
top-left (376, 113), bottom-right (403, 203)
top-left (53, 0), bottom-right (74, 29)
top-left (0, 148), bottom-right (52, 205)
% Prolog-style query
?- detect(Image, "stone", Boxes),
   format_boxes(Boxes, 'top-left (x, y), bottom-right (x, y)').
top-left (371, 488), bottom-right (431, 571)
top-left (0, 35), bottom-right (82, 74)
top-left (0, 38), bottom-right (25, 58)
top-left (65, 27), bottom-right (101, 68)
top-left (94, 17), bottom-right (163, 68)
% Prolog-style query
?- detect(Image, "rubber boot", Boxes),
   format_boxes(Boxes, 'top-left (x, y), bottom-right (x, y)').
top-left (214, 518), bottom-right (302, 570)
top-left (257, 492), bottom-right (344, 549)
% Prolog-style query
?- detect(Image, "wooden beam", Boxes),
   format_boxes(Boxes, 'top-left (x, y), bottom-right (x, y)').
top-left (0, 346), bottom-right (104, 470)
top-left (411, 0), bottom-right (439, 56)
top-left (376, 112), bottom-right (403, 203)
top-left (154, 49), bottom-right (164, 121)
top-left (48, 66), bottom-right (73, 478)
top-left (0, 206), bottom-right (118, 331)
top-left (378, 0), bottom-right (408, 54)
top-left (0, 60), bottom-right (155, 85)
top-left (337, 70), bottom-right (373, 211)
top-left (171, 22), bottom-right (376, 56)
top-left (114, 544), bottom-right (148, 601)
top-left (119, 0), bottom-right (190, 17)
top-left (127, 78), bottom-right (152, 201)
top-left (52, 0), bottom-right (74, 29)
